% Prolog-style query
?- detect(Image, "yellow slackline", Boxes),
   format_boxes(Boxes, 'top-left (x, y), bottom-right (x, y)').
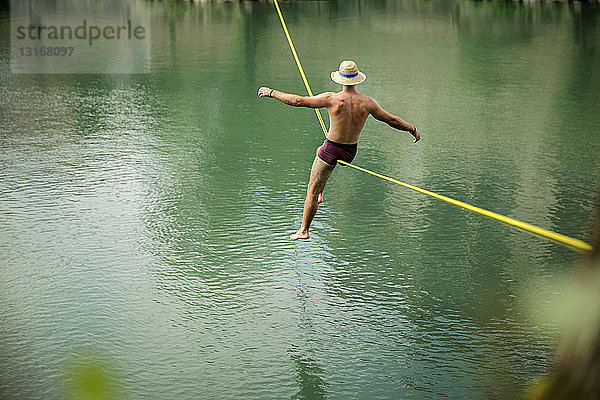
top-left (272, 0), bottom-right (593, 253)
top-left (273, 0), bottom-right (328, 135)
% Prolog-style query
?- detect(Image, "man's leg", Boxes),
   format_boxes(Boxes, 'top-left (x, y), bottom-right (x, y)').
top-left (290, 155), bottom-right (335, 240)
top-left (316, 146), bottom-right (325, 203)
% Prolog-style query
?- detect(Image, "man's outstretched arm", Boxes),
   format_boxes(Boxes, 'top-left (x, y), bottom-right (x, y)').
top-left (367, 98), bottom-right (420, 143)
top-left (258, 86), bottom-right (332, 109)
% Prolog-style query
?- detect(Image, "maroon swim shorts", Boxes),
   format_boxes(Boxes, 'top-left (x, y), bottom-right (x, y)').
top-left (317, 139), bottom-right (358, 166)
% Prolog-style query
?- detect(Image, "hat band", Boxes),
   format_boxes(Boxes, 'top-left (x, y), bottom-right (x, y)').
top-left (338, 71), bottom-right (358, 78)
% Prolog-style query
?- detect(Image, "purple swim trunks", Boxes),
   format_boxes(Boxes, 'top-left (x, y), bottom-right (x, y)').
top-left (317, 139), bottom-right (358, 166)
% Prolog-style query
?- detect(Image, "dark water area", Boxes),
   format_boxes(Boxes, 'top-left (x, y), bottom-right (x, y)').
top-left (1, 1), bottom-right (599, 399)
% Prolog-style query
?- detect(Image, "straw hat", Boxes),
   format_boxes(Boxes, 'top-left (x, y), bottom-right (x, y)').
top-left (331, 60), bottom-right (366, 85)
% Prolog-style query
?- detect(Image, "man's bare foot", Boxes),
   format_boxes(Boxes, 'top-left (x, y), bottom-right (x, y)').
top-left (290, 229), bottom-right (310, 240)
top-left (318, 192), bottom-right (324, 203)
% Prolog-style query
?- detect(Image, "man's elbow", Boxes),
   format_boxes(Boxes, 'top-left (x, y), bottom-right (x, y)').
top-left (373, 111), bottom-right (394, 126)
top-left (384, 116), bottom-right (397, 127)
top-left (295, 97), bottom-right (317, 108)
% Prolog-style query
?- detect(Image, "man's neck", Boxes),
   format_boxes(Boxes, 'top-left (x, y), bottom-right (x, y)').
top-left (342, 85), bottom-right (357, 94)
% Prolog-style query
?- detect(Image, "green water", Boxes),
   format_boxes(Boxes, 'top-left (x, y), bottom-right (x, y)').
top-left (1, 1), bottom-right (600, 399)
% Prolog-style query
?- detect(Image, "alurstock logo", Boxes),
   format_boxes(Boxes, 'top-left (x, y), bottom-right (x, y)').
top-left (10, 0), bottom-right (151, 74)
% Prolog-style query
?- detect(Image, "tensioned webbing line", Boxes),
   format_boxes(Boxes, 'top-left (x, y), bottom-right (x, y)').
top-left (272, 0), bottom-right (592, 253)
top-left (273, 0), bottom-right (328, 135)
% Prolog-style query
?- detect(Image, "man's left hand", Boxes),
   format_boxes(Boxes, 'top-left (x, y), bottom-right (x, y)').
top-left (258, 87), bottom-right (272, 98)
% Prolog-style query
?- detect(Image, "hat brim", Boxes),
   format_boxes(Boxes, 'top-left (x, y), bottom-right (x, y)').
top-left (331, 71), bottom-right (366, 86)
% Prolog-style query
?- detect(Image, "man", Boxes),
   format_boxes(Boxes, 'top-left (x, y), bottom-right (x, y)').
top-left (258, 60), bottom-right (420, 240)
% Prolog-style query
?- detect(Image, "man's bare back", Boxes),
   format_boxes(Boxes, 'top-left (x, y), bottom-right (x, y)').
top-left (318, 89), bottom-right (371, 144)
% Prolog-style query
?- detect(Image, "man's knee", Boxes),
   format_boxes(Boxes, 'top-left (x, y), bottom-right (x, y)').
top-left (306, 183), bottom-right (321, 197)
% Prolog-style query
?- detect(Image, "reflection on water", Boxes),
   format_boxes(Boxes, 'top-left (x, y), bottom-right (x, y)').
top-left (289, 347), bottom-right (327, 400)
top-left (1, 1), bottom-right (599, 399)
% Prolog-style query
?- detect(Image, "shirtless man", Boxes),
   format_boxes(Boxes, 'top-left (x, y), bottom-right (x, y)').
top-left (258, 60), bottom-right (420, 240)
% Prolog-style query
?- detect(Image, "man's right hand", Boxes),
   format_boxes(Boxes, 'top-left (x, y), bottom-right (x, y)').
top-left (258, 87), bottom-right (272, 98)
top-left (412, 128), bottom-right (421, 143)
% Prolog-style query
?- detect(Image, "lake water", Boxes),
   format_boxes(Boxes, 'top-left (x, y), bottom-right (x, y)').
top-left (1, 1), bottom-right (599, 399)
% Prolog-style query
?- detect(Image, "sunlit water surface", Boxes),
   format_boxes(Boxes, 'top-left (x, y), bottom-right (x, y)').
top-left (1, 1), bottom-right (599, 399)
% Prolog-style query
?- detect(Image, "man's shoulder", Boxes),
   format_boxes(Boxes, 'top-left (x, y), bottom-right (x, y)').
top-left (315, 91), bottom-right (336, 103)
top-left (317, 91), bottom-right (336, 97)
top-left (359, 92), bottom-right (375, 101)
top-left (358, 93), bottom-right (376, 108)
